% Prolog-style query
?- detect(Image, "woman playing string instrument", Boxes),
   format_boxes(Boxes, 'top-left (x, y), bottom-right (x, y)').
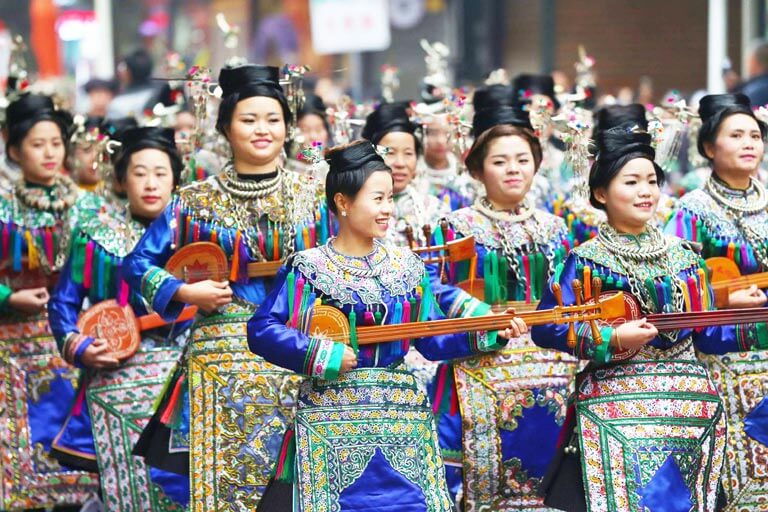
top-left (532, 123), bottom-right (768, 512)
top-left (247, 140), bottom-right (526, 511)
top-left (665, 93), bottom-right (768, 508)
top-left (48, 126), bottom-right (190, 509)
top-left (123, 64), bottom-right (331, 510)
top-left (425, 84), bottom-right (577, 509)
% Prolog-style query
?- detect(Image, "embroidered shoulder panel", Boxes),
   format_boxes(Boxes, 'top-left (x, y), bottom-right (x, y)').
top-left (676, 188), bottom-right (768, 242)
top-left (75, 207), bottom-right (145, 257)
top-left (448, 207), bottom-right (567, 250)
top-left (572, 234), bottom-right (700, 280)
top-left (177, 171), bottom-right (320, 226)
top-left (291, 243), bottom-right (424, 305)
top-left (0, 189), bottom-right (104, 231)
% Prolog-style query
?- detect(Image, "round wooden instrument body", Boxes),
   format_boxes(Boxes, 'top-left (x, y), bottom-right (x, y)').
top-left (595, 291), bottom-right (643, 361)
top-left (77, 299), bottom-right (141, 361)
top-left (705, 256), bottom-right (741, 282)
top-left (166, 242), bottom-right (228, 283)
top-left (306, 305), bottom-right (350, 344)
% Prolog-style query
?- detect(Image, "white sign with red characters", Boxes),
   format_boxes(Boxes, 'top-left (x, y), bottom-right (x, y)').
top-left (309, 0), bottom-right (391, 54)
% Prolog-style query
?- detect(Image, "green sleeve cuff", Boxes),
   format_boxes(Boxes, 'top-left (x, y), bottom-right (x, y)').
top-left (756, 322), bottom-right (768, 350)
top-left (593, 326), bottom-right (614, 364)
top-left (305, 338), bottom-right (346, 380)
top-left (0, 284), bottom-right (12, 311)
top-left (468, 301), bottom-right (502, 352)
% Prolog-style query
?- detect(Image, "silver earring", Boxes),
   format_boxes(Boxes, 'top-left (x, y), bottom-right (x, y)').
top-left (341, 211), bottom-right (347, 217)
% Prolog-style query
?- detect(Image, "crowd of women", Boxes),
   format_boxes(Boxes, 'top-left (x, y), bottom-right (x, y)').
top-left (0, 36), bottom-right (766, 512)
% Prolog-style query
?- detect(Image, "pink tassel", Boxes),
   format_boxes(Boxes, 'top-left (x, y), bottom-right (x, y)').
top-left (71, 381), bottom-right (87, 416)
top-left (44, 228), bottom-right (54, 267)
top-left (401, 300), bottom-right (411, 351)
top-left (117, 278), bottom-right (129, 307)
top-left (83, 241), bottom-right (95, 289)
top-left (432, 364), bottom-right (448, 415)
top-left (291, 278), bottom-right (305, 328)
top-left (2, 223), bottom-right (8, 259)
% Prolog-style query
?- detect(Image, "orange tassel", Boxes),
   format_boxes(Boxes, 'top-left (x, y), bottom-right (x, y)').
top-left (230, 231), bottom-right (242, 282)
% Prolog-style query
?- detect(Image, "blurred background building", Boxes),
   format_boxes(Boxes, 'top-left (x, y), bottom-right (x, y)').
top-left (0, 0), bottom-right (766, 107)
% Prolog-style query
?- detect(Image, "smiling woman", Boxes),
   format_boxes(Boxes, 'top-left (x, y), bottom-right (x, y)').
top-left (247, 139), bottom-right (525, 511)
top-left (665, 93), bottom-right (768, 508)
top-left (122, 64), bottom-right (332, 510)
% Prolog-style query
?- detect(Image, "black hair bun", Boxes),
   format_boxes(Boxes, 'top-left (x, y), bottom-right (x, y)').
top-left (100, 116), bottom-right (139, 142)
top-left (595, 124), bottom-right (655, 163)
top-left (595, 104), bottom-right (648, 133)
top-left (299, 94), bottom-right (328, 118)
top-left (472, 105), bottom-right (532, 137)
top-left (326, 141), bottom-right (388, 174)
top-left (6, 93), bottom-right (72, 131)
top-left (361, 102), bottom-right (415, 143)
top-left (698, 93), bottom-right (752, 123)
top-left (512, 73), bottom-right (560, 109)
top-left (218, 64), bottom-right (281, 99)
top-left (119, 126), bottom-right (176, 155)
top-left (472, 84), bottom-right (514, 112)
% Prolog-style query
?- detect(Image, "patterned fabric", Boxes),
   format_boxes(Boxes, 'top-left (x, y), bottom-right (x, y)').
top-left (88, 347), bottom-right (188, 511)
top-left (294, 367), bottom-right (453, 512)
top-left (415, 153), bottom-right (480, 211)
top-left (0, 313), bottom-right (98, 509)
top-left (292, 241), bottom-right (424, 306)
top-left (189, 302), bottom-right (302, 512)
top-left (575, 359), bottom-right (725, 512)
top-left (701, 351), bottom-right (768, 508)
top-left (454, 338), bottom-right (579, 511)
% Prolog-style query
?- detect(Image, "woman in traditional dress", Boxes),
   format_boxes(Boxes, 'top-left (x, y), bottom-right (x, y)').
top-left (48, 126), bottom-right (190, 511)
top-left (415, 111), bottom-right (478, 211)
top-left (0, 92), bottom-right (103, 509)
top-left (427, 89), bottom-right (578, 510)
top-left (123, 64), bottom-right (331, 510)
top-left (665, 93), bottom-right (768, 508)
top-left (362, 102), bottom-right (448, 246)
top-left (247, 139), bottom-right (526, 512)
top-left (531, 124), bottom-right (767, 512)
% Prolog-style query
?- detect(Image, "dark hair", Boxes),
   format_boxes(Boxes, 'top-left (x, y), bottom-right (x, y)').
top-left (512, 73), bottom-right (560, 110)
top-left (215, 64), bottom-right (292, 138)
top-left (589, 125), bottom-right (665, 210)
top-left (113, 127), bottom-right (183, 188)
top-left (464, 124), bottom-right (542, 180)
top-left (697, 93), bottom-right (767, 161)
top-left (123, 49), bottom-right (153, 85)
top-left (5, 93), bottom-right (72, 161)
top-left (297, 94), bottom-right (332, 145)
top-left (361, 102), bottom-right (421, 155)
top-left (324, 140), bottom-right (391, 214)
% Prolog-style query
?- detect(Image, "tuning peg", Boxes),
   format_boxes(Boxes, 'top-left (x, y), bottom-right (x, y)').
top-left (590, 320), bottom-right (603, 346)
top-left (405, 225), bottom-right (415, 249)
top-left (572, 280), bottom-right (583, 306)
top-left (552, 282), bottom-right (564, 308)
top-left (423, 224), bottom-right (432, 248)
top-left (440, 255), bottom-right (448, 284)
top-left (592, 277), bottom-right (602, 301)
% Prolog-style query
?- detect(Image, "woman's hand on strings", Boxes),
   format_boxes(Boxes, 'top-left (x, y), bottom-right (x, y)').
top-left (340, 345), bottom-right (358, 373)
top-left (81, 337), bottom-right (120, 369)
top-left (728, 285), bottom-right (767, 309)
top-left (8, 287), bottom-right (49, 313)
top-left (175, 280), bottom-right (233, 313)
top-left (612, 318), bottom-right (657, 351)
top-left (499, 307), bottom-right (528, 340)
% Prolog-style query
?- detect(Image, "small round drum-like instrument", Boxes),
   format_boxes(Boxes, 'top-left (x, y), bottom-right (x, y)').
top-left (166, 242), bottom-right (229, 283)
top-left (77, 300), bottom-right (141, 361)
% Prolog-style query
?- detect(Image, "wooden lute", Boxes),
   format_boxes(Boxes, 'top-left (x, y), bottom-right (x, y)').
top-left (706, 256), bottom-right (768, 308)
top-left (565, 276), bottom-right (768, 361)
top-left (305, 286), bottom-right (627, 346)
